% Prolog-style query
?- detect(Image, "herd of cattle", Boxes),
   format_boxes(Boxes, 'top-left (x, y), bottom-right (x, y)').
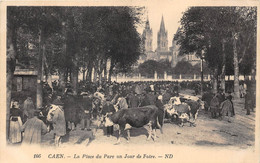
top-left (39, 83), bottom-right (233, 145)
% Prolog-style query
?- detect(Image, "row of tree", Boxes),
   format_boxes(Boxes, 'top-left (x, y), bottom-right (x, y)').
top-left (138, 59), bottom-right (210, 77)
top-left (174, 7), bottom-right (256, 97)
top-left (7, 7), bottom-right (144, 140)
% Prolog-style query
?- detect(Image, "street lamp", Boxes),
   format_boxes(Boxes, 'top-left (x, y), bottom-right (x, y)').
top-left (201, 50), bottom-right (205, 95)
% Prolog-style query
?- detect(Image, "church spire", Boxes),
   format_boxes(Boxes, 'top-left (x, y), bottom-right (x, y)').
top-left (145, 16), bottom-right (150, 29)
top-left (157, 15), bottom-right (168, 52)
top-left (160, 15), bottom-right (165, 32)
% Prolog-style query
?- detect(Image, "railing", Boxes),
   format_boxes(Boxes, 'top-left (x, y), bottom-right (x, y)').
top-left (111, 74), bottom-right (254, 83)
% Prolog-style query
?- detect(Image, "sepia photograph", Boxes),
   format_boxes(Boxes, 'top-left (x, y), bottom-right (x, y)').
top-left (1, 0), bottom-right (259, 162)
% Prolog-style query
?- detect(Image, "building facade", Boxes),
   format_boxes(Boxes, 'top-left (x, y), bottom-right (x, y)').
top-left (157, 16), bottom-right (168, 52)
top-left (140, 16), bottom-right (200, 67)
top-left (142, 18), bottom-right (153, 52)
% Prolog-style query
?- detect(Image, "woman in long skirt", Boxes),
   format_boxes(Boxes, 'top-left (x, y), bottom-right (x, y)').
top-left (9, 101), bottom-right (23, 144)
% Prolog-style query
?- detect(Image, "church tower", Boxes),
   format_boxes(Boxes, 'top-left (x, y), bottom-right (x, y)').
top-left (142, 17), bottom-right (153, 52)
top-left (157, 15), bottom-right (168, 52)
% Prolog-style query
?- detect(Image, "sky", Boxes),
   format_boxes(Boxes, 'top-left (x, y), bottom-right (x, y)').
top-left (137, 2), bottom-right (189, 51)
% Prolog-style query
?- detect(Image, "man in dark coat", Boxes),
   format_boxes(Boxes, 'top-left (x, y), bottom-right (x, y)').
top-left (162, 89), bottom-right (171, 104)
top-left (80, 93), bottom-right (93, 131)
top-left (63, 94), bottom-right (80, 131)
top-left (101, 98), bottom-right (116, 137)
top-left (126, 91), bottom-right (139, 108)
top-left (202, 91), bottom-right (214, 111)
top-left (155, 96), bottom-right (164, 127)
top-left (216, 89), bottom-right (225, 104)
top-left (140, 88), bottom-right (156, 106)
top-left (226, 91), bottom-right (235, 116)
top-left (245, 89), bottom-right (254, 115)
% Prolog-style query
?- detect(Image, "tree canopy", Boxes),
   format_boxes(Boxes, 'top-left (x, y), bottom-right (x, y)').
top-left (138, 60), bottom-right (172, 78)
top-left (174, 7), bottom-right (256, 94)
top-left (8, 7), bottom-right (145, 80)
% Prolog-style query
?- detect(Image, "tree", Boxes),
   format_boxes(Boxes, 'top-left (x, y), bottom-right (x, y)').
top-left (6, 7), bottom-right (144, 132)
top-left (138, 60), bottom-right (171, 78)
top-left (138, 60), bottom-right (160, 78)
top-left (73, 7), bottom-right (144, 82)
top-left (175, 7), bottom-right (256, 95)
top-left (172, 60), bottom-right (193, 75)
top-left (7, 7), bottom-right (18, 141)
top-left (175, 7), bottom-right (224, 93)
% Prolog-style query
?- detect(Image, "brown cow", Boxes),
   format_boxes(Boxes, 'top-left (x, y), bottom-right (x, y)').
top-left (108, 105), bottom-right (163, 144)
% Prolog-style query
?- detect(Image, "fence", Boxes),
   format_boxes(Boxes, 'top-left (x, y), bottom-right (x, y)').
top-left (111, 73), bottom-right (254, 83)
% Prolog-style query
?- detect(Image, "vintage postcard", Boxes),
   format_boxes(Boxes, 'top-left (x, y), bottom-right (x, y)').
top-left (0, 0), bottom-right (259, 162)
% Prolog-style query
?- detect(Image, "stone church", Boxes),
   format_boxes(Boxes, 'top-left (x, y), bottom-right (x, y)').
top-left (139, 16), bottom-right (200, 67)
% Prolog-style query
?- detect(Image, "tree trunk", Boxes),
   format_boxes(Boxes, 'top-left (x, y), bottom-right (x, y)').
top-left (108, 62), bottom-right (115, 82)
top-left (68, 68), bottom-right (71, 83)
top-left (36, 29), bottom-right (44, 109)
top-left (62, 21), bottom-right (68, 85)
top-left (46, 72), bottom-right (53, 90)
top-left (71, 69), bottom-right (78, 95)
top-left (43, 50), bottom-right (53, 90)
top-left (220, 39), bottom-right (226, 92)
top-left (86, 65), bottom-right (93, 82)
top-left (93, 67), bottom-right (97, 82)
top-left (71, 55), bottom-right (78, 95)
top-left (82, 69), bottom-right (86, 82)
top-left (200, 58), bottom-right (204, 95)
top-left (98, 66), bottom-right (102, 84)
top-left (104, 62), bottom-right (107, 81)
top-left (212, 68), bottom-right (218, 94)
top-left (233, 32), bottom-right (240, 98)
top-left (98, 59), bottom-right (105, 84)
top-left (6, 23), bottom-right (16, 141)
top-left (58, 70), bottom-right (66, 93)
top-left (99, 71), bottom-right (102, 84)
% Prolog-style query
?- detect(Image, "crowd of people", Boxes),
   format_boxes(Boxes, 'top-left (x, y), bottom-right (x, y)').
top-left (9, 99), bottom-right (48, 144)
top-left (8, 79), bottom-right (255, 145)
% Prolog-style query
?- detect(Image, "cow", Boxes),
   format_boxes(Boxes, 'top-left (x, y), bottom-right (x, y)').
top-left (184, 100), bottom-right (201, 126)
top-left (165, 103), bottom-right (192, 127)
top-left (165, 97), bottom-right (202, 127)
top-left (38, 105), bottom-right (53, 132)
top-left (107, 105), bottom-right (163, 144)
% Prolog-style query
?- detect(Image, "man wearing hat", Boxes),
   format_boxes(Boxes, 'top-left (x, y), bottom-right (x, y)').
top-left (101, 97), bottom-right (116, 137)
top-left (216, 89), bottom-right (225, 104)
top-left (140, 87), bottom-right (156, 106)
top-left (162, 88), bottom-right (171, 105)
top-left (155, 95), bottom-right (165, 127)
top-left (63, 90), bottom-right (79, 131)
top-left (80, 92), bottom-right (93, 131)
top-left (126, 90), bottom-right (139, 108)
top-left (21, 109), bottom-right (48, 144)
top-left (245, 88), bottom-right (254, 115)
top-left (226, 91), bottom-right (235, 116)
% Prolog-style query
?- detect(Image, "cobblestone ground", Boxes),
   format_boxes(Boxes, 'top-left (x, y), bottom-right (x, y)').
top-left (41, 90), bottom-right (255, 149)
